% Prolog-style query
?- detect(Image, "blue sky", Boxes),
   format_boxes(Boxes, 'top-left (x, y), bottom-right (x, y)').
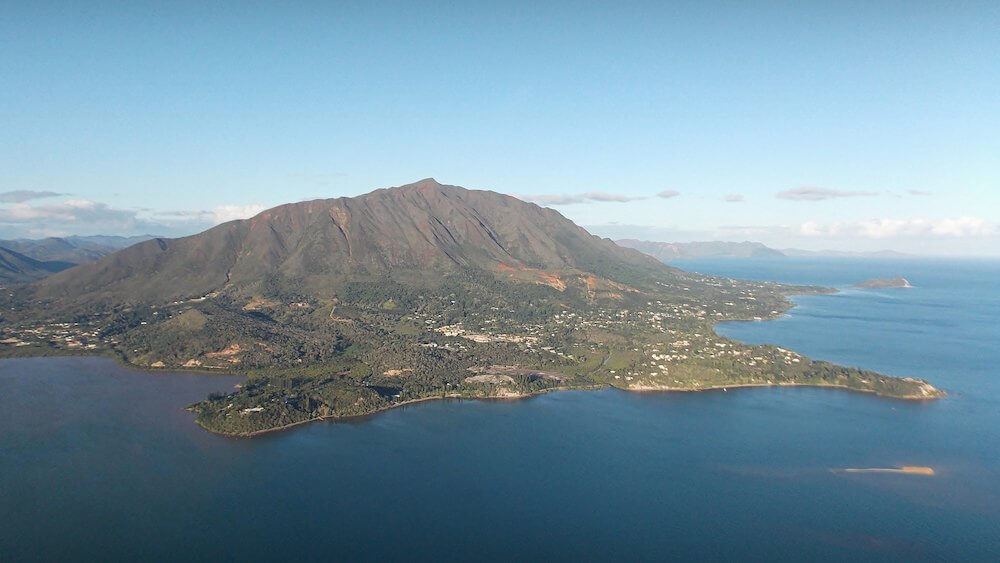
top-left (1, 1), bottom-right (998, 254)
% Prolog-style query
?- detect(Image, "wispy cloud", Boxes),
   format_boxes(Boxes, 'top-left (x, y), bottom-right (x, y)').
top-left (657, 190), bottom-right (680, 199)
top-left (0, 199), bottom-right (171, 239)
top-left (584, 223), bottom-right (716, 242)
top-left (719, 225), bottom-right (774, 233)
top-left (0, 190), bottom-right (66, 203)
top-left (149, 204), bottom-right (267, 224)
top-left (516, 192), bottom-right (646, 205)
top-left (721, 216), bottom-right (997, 240)
top-left (799, 217), bottom-right (996, 238)
top-left (209, 204), bottom-right (267, 223)
top-left (907, 189), bottom-right (932, 196)
top-left (0, 198), bottom-right (267, 238)
top-left (776, 187), bottom-right (878, 201)
top-left (724, 193), bottom-right (745, 203)
top-left (0, 199), bottom-right (138, 224)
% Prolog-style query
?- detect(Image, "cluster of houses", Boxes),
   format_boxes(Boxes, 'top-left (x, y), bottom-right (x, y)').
top-left (0, 322), bottom-right (105, 351)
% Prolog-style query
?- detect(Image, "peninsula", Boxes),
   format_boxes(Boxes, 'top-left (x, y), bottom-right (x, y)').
top-left (0, 179), bottom-right (943, 437)
top-left (835, 466), bottom-right (935, 476)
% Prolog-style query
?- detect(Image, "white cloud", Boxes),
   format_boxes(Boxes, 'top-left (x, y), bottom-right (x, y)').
top-left (211, 204), bottom-right (267, 224)
top-left (0, 199), bottom-right (143, 225)
top-left (152, 204), bottom-right (267, 225)
top-left (515, 192), bottom-right (646, 205)
top-left (797, 221), bottom-right (825, 237)
top-left (777, 187), bottom-right (878, 201)
top-left (0, 197), bottom-right (269, 239)
top-left (929, 216), bottom-right (995, 237)
top-left (724, 193), bottom-right (745, 203)
top-left (584, 223), bottom-right (717, 242)
top-left (0, 190), bottom-right (67, 203)
top-left (657, 190), bottom-right (680, 199)
top-left (797, 217), bottom-right (996, 238)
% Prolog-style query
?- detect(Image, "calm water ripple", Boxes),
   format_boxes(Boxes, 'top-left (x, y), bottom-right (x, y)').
top-left (2, 258), bottom-right (998, 561)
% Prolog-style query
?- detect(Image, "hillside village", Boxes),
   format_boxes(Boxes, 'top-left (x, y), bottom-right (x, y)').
top-left (0, 265), bottom-right (941, 437)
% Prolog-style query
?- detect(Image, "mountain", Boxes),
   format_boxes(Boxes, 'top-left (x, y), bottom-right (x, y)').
top-left (35, 179), bottom-right (670, 307)
top-left (0, 235), bottom-right (158, 265)
top-left (616, 239), bottom-right (785, 260)
top-left (65, 235), bottom-right (159, 250)
top-left (617, 240), bottom-right (909, 261)
top-left (0, 247), bottom-right (74, 284)
top-left (1, 179), bottom-right (941, 436)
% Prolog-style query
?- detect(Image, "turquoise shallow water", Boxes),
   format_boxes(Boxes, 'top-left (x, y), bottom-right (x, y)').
top-left (2, 258), bottom-right (998, 561)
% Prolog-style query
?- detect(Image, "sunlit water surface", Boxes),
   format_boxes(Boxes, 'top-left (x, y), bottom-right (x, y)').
top-left (2, 257), bottom-right (998, 561)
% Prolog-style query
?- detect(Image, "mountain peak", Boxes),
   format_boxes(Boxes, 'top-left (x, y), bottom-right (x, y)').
top-left (399, 177), bottom-right (442, 190)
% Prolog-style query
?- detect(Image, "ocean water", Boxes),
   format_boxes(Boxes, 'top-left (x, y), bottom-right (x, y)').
top-left (2, 258), bottom-right (998, 561)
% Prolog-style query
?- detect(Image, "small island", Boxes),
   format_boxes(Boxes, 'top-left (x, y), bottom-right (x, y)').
top-left (854, 276), bottom-right (912, 289)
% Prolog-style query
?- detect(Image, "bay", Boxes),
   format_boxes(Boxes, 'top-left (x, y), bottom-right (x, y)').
top-left (2, 257), bottom-right (998, 561)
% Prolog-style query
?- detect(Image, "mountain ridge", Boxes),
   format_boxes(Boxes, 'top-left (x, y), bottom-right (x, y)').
top-left (33, 178), bottom-right (670, 307)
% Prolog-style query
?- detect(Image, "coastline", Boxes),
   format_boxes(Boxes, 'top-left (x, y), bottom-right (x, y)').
top-left (197, 384), bottom-right (607, 438)
top-left (195, 379), bottom-right (942, 439)
top-left (0, 351), bottom-right (943, 440)
top-left (835, 466), bottom-right (935, 476)
top-left (4, 281), bottom-right (946, 440)
top-left (0, 347), bottom-right (250, 377)
top-left (198, 282), bottom-right (941, 438)
top-left (623, 381), bottom-right (944, 401)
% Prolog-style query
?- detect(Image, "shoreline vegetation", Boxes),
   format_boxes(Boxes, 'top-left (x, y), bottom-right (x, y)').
top-left (191, 384), bottom-right (604, 438)
top-left (194, 380), bottom-right (942, 439)
top-left (2, 283), bottom-right (946, 439)
top-left (190, 288), bottom-right (940, 438)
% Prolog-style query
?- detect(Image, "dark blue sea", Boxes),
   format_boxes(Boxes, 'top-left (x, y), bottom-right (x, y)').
top-left (2, 258), bottom-right (998, 561)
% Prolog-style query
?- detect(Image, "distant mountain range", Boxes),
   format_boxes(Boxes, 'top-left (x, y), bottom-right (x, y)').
top-left (0, 235), bottom-right (157, 263)
top-left (0, 247), bottom-right (74, 284)
top-left (616, 239), bottom-right (910, 260)
top-left (0, 235), bottom-right (157, 283)
top-left (616, 240), bottom-right (784, 260)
